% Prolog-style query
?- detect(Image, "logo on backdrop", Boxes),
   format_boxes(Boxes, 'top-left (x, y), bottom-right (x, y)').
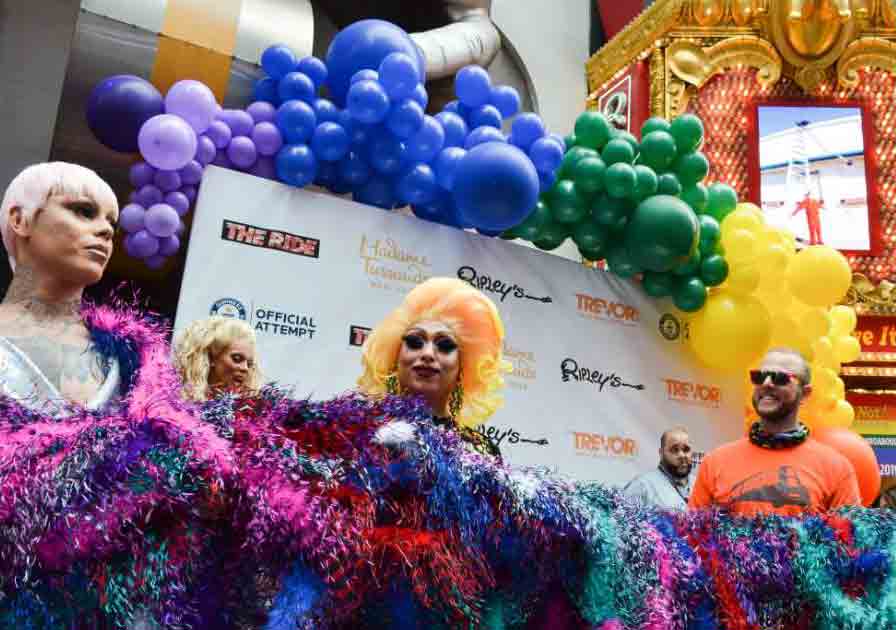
top-left (573, 432), bottom-right (638, 458)
top-left (560, 358), bottom-right (644, 392)
top-left (359, 235), bottom-right (432, 291)
top-left (475, 425), bottom-right (549, 448)
top-left (221, 219), bottom-right (320, 258)
top-left (210, 298), bottom-right (248, 320)
top-left (210, 299), bottom-right (318, 340)
top-left (575, 293), bottom-right (639, 325)
top-left (659, 313), bottom-right (689, 342)
top-left (349, 325), bottom-right (372, 347)
top-left (457, 266), bottom-right (552, 304)
top-left (504, 340), bottom-right (537, 391)
top-left (663, 378), bottom-right (722, 408)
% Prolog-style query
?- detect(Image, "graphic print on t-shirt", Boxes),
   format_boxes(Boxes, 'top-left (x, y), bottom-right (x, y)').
top-left (727, 466), bottom-right (811, 509)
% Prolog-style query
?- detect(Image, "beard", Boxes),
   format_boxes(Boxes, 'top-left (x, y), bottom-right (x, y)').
top-left (752, 390), bottom-right (802, 423)
top-left (661, 457), bottom-right (692, 479)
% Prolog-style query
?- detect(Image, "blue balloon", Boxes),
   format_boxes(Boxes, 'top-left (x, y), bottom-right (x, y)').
top-left (468, 104), bottom-right (502, 130)
top-left (490, 85), bottom-right (521, 118)
top-left (275, 144), bottom-right (318, 187)
top-left (87, 75), bottom-right (164, 152)
top-left (313, 98), bottom-right (340, 123)
top-left (407, 115), bottom-right (445, 163)
top-left (434, 146), bottom-right (466, 190)
top-left (325, 19), bottom-right (426, 106)
top-left (434, 112), bottom-right (469, 148)
top-left (311, 122), bottom-right (350, 161)
top-left (353, 176), bottom-right (397, 209)
top-left (412, 192), bottom-right (469, 228)
top-left (351, 69), bottom-right (379, 84)
top-left (509, 113), bottom-right (546, 151)
top-left (386, 99), bottom-right (425, 139)
top-left (548, 133), bottom-right (567, 151)
top-left (455, 65), bottom-right (492, 108)
top-left (253, 77), bottom-right (281, 106)
top-left (314, 160), bottom-right (340, 189)
top-left (378, 52), bottom-right (420, 101)
top-left (443, 100), bottom-right (461, 115)
top-left (347, 80), bottom-right (390, 124)
top-left (452, 142), bottom-right (540, 231)
top-left (339, 151), bottom-right (372, 187)
top-left (366, 127), bottom-right (408, 174)
top-left (477, 227), bottom-right (504, 237)
top-left (465, 126), bottom-right (506, 149)
top-left (297, 56), bottom-right (328, 88)
top-left (278, 72), bottom-right (316, 102)
top-left (397, 163), bottom-right (437, 205)
top-left (539, 169), bottom-right (556, 194)
top-left (529, 136), bottom-right (564, 173)
top-left (262, 44), bottom-right (298, 80)
top-left (411, 83), bottom-right (429, 109)
top-left (275, 100), bottom-right (317, 143)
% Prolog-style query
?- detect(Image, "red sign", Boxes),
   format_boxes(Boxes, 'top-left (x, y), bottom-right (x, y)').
top-left (853, 316), bottom-right (896, 353)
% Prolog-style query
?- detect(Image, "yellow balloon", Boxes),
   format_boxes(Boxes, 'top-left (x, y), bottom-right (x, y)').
top-left (812, 336), bottom-right (836, 367)
top-left (801, 307), bottom-right (832, 341)
top-left (769, 316), bottom-right (815, 361)
top-left (773, 227), bottom-right (797, 255)
top-left (787, 245), bottom-right (852, 307)
top-left (726, 262), bottom-right (761, 295)
top-left (722, 228), bottom-right (757, 262)
top-left (689, 290), bottom-right (771, 372)
top-left (830, 400), bottom-right (855, 428)
top-left (833, 334), bottom-right (862, 363)
top-left (722, 208), bottom-right (763, 235)
top-left (835, 376), bottom-right (845, 399)
top-left (757, 243), bottom-right (790, 274)
top-left (812, 366), bottom-right (838, 395)
top-left (830, 305), bottom-right (858, 336)
top-left (735, 202), bottom-right (764, 223)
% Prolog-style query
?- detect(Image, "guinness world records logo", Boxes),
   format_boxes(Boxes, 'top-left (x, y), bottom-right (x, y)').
top-left (210, 298), bottom-right (248, 320)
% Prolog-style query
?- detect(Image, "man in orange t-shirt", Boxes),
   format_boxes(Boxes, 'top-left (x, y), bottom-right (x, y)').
top-left (689, 348), bottom-right (860, 517)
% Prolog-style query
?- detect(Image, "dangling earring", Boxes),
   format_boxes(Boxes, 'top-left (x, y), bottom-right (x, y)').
top-left (448, 374), bottom-right (464, 420)
top-left (385, 371), bottom-right (400, 395)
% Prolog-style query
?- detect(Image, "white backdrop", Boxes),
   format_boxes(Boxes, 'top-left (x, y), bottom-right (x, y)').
top-left (175, 167), bottom-right (745, 486)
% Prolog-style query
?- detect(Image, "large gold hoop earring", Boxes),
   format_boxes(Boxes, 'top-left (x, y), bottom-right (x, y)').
top-left (448, 373), bottom-right (464, 420)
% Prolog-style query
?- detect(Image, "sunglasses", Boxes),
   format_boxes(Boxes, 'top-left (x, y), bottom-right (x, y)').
top-left (749, 369), bottom-right (801, 386)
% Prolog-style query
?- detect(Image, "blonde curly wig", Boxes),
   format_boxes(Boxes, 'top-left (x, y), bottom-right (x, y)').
top-left (173, 316), bottom-right (261, 402)
top-left (358, 277), bottom-right (511, 427)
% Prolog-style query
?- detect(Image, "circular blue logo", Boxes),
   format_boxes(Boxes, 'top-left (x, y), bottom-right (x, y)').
top-left (210, 298), bottom-right (247, 320)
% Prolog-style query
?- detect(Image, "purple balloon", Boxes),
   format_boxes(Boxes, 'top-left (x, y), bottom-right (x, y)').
top-left (145, 254), bottom-right (168, 270)
top-left (247, 101), bottom-right (277, 124)
top-left (178, 160), bottom-right (203, 185)
top-left (249, 156), bottom-right (277, 180)
top-left (138, 114), bottom-right (198, 171)
top-left (212, 150), bottom-right (233, 169)
top-left (87, 75), bottom-right (164, 153)
top-left (164, 80), bottom-right (218, 133)
top-left (135, 184), bottom-right (163, 207)
top-left (218, 109), bottom-right (254, 137)
top-left (128, 192), bottom-right (138, 204)
top-left (128, 229), bottom-right (160, 258)
top-left (176, 219), bottom-right (186, 236)
top-left (129, 162), bottom-right (156, 189)
top-left (182, 186), bottom-right (198, 204)
top-left (145, 203), bottom-right (180, 238)
top-left (119, 203), bottom-right (146, 233)
top-left (195, 136), bottom-right (217, 165)
top-left (205, 120), bottom-right (232, 149)
top-left (227, 136), bottom-right (258, 169)
top-left (164, 191), bottom-right (190, 216)
top-left (158, 234), bottom-right (181, 256)
top-left (153, 169), bottom-right (182, 193)
top-left (251, 122), bottom-right (284, 156)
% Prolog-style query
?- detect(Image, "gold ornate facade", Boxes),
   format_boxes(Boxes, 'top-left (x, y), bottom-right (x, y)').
top-left (586, 0), bottom-right (896, 311)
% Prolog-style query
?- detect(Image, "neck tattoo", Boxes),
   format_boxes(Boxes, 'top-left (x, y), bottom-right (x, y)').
top-left (2, 266), bottom-right (82, 323)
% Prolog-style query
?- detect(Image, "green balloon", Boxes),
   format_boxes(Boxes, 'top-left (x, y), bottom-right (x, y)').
top-left (499, 228), bottom-right (518, 240)
top-left (591, 194), bottom-right (632, 226)
top-left (639, 131), bottom-right (678, 172)
top-left (680, 183), bottom-right (709, 214)
top-left (673, 276), bottom-right (708, 312)
top-left (615, 130), bottom-right (640, 155)
top-left (573, 156), bottom-right (606, 195)
top-left (533, 221), bottom-right (570, 250)
top-left (606, 245), bottom-right (641, 278)
top-left (550, 179), bottom-right (588, 224)
top-left (642, 271), bottom-right (676, 298)
top-left (574, 111), bottom-right (613, 150)
top-left (706, 183), bottom-right (738, 222)
top-left (515, 199), bottom-right (552, 242)
top-left (698, 214), bottom-right (721, 254)
top-left (700, 253), bottom-right (729, 287)
top-left (564, 134), bottom-right (577, 149)
top-left (623, 194), bottom-right (700, 272)
top-left (675, 151), bottom-right (710, 186)
top-left (670, 114), bottom-right (704, 154)
top-left (559, 146), bottom-right (598, 178)
top-left (605, 163), bottom-right (637, 198)
top-left (657, 172), bottom-right (682, 196)
top-left (672, 251), bottom-right (701, 276)
top-left (573, 220), bottom-right (609, 253)
top-left (641, 116), bottom-right (672, 138)
top-left (601, 138), bottom-right (635, 166)
top-left (634, 165), bottom-right (658, 199)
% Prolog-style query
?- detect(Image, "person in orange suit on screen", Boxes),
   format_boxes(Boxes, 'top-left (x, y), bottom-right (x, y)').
top-left (793, 192), bottom-right (824, 245)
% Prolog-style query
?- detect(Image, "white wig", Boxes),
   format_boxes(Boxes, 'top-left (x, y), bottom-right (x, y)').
top-left (0, 162), bottom-right (119, 270)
